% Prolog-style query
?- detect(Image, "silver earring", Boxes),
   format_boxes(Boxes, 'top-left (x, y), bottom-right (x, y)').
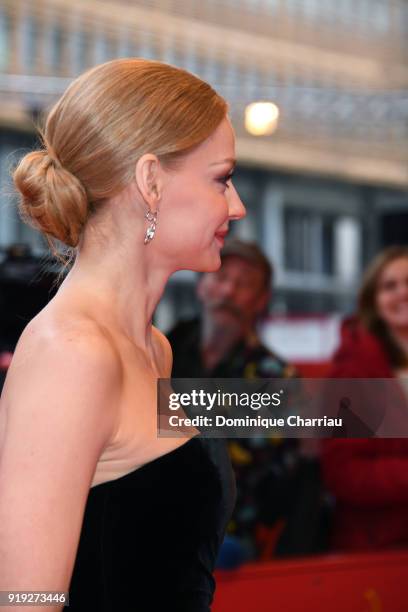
top-left (144, 208), bottom-right (158, 244)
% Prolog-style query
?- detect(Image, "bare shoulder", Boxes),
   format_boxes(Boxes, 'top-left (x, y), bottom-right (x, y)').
top-left (2, 312), bottom-right (122, 441)
top-left (12, 311), bottom-right (121, 370)
top-left (0, 314), bottom-right (122, 591)
top-left (152, 326), bottom-right (173, 377)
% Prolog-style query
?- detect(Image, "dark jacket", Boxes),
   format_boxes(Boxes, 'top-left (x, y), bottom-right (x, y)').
top-left (167, 318), bottom-right (295, 379)
top-left (168, 318), bottom-right (325, 558)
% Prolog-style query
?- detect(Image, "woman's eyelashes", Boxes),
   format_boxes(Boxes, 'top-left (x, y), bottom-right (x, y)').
top-left (216, 171), bottom-right (234, 189)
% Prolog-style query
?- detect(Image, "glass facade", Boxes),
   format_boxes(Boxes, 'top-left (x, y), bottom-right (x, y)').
top-left (0, 0), bottom-right (406, 317)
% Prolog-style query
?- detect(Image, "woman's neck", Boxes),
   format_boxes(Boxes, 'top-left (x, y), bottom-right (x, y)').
top-left (57, 239), bottom-right (169, 352)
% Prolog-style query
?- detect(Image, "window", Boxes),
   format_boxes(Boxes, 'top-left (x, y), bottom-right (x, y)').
top-left (93, 30), bottom-right (109, 64)
top-left (137, 30), bottom-right (156, 60)
top-left (284, 207), bottom-right (335, 275)
top-left (70, 28), bottom-right (91, 74)
top-left (20, 14), bottom-right (39, 73)
top-left (0, 8), bottom-right (10, 71)
top-left (51, 24), bottom-right (64, 71)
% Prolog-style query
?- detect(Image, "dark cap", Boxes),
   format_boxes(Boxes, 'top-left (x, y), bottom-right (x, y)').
top-left (221, 239), bottom-right (273, 288)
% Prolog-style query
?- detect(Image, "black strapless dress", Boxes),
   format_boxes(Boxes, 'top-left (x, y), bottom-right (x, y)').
top-left (66, 436), bottom-right (235, 612)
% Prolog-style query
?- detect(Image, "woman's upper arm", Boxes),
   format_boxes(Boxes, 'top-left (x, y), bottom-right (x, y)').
top-left (0, 328), bottom-right (121, 596)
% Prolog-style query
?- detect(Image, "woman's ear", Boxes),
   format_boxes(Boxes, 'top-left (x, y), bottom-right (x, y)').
top-left (135, 154), bottom-right (162, 210)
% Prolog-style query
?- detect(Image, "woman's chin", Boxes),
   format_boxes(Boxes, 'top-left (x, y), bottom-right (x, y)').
top-left (388, 319), bottom-right (408, 334)
top-left (204, 249), bottom-right (223, 272)
top-left (174, 242), bottom-right (222, 273)
top-left (190, 251), bottom-right (222, 273)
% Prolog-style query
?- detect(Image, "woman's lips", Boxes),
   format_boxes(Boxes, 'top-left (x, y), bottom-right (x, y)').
top-left (215, 231), bottom-right (228, 247)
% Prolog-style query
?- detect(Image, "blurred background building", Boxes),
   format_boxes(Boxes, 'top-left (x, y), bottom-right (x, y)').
top-left (0, 0), bottom-right (407, 350)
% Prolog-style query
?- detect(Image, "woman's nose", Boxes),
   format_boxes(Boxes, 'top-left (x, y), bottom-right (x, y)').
top-left (227, 183), bottom-right (246, 221)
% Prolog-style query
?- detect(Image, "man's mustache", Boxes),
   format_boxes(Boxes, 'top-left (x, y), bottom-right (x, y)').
top-left (209, 300), bottom-right (243, 318)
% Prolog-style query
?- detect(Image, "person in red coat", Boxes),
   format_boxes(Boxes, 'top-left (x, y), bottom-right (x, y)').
top-left (322, 246), bottom-right (408, 551)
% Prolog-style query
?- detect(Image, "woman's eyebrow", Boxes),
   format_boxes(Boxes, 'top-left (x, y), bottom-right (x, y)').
top-left (209, 158), bottom-right (236, 167)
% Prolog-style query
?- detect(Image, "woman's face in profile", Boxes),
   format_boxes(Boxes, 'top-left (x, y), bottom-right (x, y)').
top-left (157, 117), bottom-right (246, 273)
top-left (376, 257), bottom-right (408, 332)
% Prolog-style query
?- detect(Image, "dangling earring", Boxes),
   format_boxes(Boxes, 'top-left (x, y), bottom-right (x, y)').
top-left (144, 207), bottom-right (158, 244)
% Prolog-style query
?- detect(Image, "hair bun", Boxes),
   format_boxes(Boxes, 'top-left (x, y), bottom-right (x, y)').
top-left (13, 149), bottom-right (88, 248)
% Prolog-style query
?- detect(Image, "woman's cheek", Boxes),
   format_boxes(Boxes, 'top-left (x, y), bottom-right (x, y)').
top-left (376, 294), bottom-right (388, 319)
top-left (378, 295), bottom-right (397, 324)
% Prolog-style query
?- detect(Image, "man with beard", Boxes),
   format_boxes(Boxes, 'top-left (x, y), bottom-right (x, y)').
top-left (168, 239), bottom-right (294, 379)
top-left (167, 240), bottom-right (303, 561)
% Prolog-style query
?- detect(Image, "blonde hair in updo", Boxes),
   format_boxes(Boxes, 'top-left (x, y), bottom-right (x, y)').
top-left (13, 58), bottom-right (228, 256)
